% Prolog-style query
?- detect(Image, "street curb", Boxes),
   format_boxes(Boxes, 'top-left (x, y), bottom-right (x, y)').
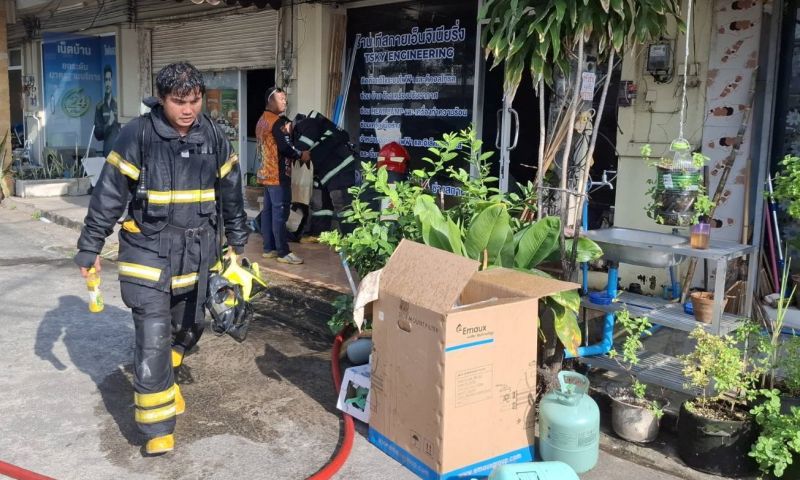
top-left (5, 197), bottom-right (86, 232)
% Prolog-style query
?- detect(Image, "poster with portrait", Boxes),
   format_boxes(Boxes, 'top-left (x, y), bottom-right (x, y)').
top-left (42, 33), bottom-right (117, 154)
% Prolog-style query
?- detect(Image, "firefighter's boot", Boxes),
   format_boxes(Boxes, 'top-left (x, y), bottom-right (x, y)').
top-left (145, 434), bottom-right (174, 455)
top-left (174, 384), bottom-right (185, 416)
top-left (171, 349), bottom-right (184, 368)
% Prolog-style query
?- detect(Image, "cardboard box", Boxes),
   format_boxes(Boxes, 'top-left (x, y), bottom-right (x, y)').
top-left (368, 240), bottom-right (578, 480)
top-left (336, 364), bottom-right (372, 424)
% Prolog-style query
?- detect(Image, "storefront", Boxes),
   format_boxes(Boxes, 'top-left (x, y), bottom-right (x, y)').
top-left (344, 0), bottom-right (477, 192)
top-left (338, 0), bottom-right (619, 210)
top-left (7, 1), bottom-right (279, 175)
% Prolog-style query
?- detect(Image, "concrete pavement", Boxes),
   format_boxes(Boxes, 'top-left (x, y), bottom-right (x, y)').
top-left (0, 198), bottom-right (722, 479)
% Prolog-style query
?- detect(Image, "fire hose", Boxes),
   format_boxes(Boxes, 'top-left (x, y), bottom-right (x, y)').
top-left (0, 460), bottom-right (54, 480)
top-left (307, 326), bottom-right (356, 479)
top-left (0, 329), bottom-right (356, 480)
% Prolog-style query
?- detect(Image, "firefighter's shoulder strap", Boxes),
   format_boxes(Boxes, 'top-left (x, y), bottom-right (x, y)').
top-left (131, 113), bottom-right (167, 236)
top-left (203, 112), bottom-right (226, 260)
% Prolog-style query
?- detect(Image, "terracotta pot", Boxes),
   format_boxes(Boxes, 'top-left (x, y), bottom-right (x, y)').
top-left (690, 291), bottom-right (728, 324)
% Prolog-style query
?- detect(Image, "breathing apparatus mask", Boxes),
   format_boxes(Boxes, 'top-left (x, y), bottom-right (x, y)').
top-left (206, 253), bottom-right (268, 343)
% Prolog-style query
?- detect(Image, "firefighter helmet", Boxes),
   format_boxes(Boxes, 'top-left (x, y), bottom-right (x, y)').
top-left (376, 141), bottom-right (410, 174)
top-left (206, 254), bottom-right (268, 342)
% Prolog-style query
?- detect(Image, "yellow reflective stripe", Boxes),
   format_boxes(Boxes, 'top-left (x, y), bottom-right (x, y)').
top-left (147, 189), bottom-right (216, 205)
top-left (106, 151), bottom-right (140, 180)
top-left (171, 272), bottom-right (199, 289)
top-left (299, 135), bottom-right (316, 148)
top-left (135, 403), bottom-right (176, 424)
top-left (320, 155), bottom-right (355, 185)
top-left (119, 262), bottom-right (162, 282)
top-left (121, 219), bottom-right (141, 233)
top-left (219, 153), bottom-right (239, 178)
top-left (134, 386), bottom-right (176, 408)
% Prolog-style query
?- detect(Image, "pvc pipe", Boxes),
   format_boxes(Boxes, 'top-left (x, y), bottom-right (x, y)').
top-left (669, 266), bottom-right (680, 300)
top-left (568, 312), bottom-right (615, 358)
top-left (566, 264), bottom-right (618, 358)
top-left (644, 325), bottom-right (664, 337)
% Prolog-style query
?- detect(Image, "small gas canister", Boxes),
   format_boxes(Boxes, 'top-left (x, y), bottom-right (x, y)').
top-left (538, 371), bottom-right (599, 473)
top-left (488, 461), bottom-right (579, 480)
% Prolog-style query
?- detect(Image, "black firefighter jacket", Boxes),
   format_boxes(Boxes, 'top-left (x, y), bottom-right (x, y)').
top-left (293, 111), bottom-right (357, 191)
top-left (77, 102), bottom-right (248, 295)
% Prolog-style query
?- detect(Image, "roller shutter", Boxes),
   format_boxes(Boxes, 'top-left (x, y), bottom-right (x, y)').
top-left (151, 10), bottom-right (278, 71)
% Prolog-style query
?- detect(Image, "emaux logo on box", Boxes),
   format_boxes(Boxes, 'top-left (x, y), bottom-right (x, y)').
top-left (456, 324), bottom-right (487, 336)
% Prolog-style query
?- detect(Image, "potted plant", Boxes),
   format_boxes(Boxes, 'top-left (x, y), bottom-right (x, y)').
top-left (606, 308), bottom-right (665, 443)
top-left (749, 389), bottom-right (800, 479)
top-left (749, 260), bottom-right (800, 406)
top-left (689, 194), bottom-right (714, 250)
top-left (677, 327), bottom-right (759, 476)
top-left (643, 144), bottom-right (709, 227)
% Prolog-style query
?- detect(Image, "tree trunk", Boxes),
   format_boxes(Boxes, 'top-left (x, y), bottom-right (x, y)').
top-left (536, 78), bottom-right (546, 220)
top-left (567, 50), bottom-right (615, 278)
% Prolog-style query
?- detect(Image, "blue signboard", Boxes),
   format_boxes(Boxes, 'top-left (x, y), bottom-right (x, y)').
top-left (42, 33), bottom-right (117, 153)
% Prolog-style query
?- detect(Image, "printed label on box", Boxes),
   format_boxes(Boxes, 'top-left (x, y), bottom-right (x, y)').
top-left (455, 364), bottom-right (493, 407)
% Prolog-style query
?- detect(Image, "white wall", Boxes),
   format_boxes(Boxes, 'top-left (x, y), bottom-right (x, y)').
top-left (118, 26), bottom-right (141, 122)
top-left (613, 1), bottom-right (714, 294)
top-left (287, 3), bottom-right (344, 117)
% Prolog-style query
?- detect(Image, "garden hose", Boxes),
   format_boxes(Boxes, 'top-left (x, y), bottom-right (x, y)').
top-left (307, 326), bottom-right (356, 480)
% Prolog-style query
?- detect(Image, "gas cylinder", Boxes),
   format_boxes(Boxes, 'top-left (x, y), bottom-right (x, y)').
top-left (538, 371), bottom-right (599, 473)
top-left (488, 461), bottom-right (578, 480)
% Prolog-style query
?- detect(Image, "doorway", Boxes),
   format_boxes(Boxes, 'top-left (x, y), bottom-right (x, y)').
top-left (245, 68), bottom-right (275, 175)
top-left (477, 50), bottom-right (620, 228)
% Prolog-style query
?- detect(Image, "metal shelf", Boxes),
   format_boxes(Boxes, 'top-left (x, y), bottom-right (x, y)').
top-left (580, 291), bottom-right (743, 335)
top-left (647, 304), bottom-right (743, 336)
top-left (581, 352), bottom-right (703, 396)
top-left (581, 291), bottom-right (673, 315)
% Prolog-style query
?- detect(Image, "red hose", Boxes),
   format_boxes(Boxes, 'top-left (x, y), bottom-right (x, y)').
top-left (0, 460), bottom-right (54, 480)
top-left (1, 330), bottom-right (357, 480)
top-left (307, 328), bottom-right (356, 480)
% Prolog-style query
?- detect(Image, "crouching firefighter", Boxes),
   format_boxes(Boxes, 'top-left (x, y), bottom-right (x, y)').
top-left (292, 111), bottom-right (357, 236)
top-left (74, 62), bottom-right (250, 455)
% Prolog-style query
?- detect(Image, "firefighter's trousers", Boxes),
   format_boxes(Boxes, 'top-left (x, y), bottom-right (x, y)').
top-left (121, 282), bottom-right (203, 439)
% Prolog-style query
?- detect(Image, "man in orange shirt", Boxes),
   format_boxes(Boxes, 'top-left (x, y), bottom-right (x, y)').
top-left (256, 87), bottom-right (309, 264)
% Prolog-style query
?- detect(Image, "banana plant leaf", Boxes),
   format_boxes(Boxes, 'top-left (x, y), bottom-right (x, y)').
top-left (514, 216), bottom-right (561, 270)
top-left (465, 203), bottom-right (512, 266)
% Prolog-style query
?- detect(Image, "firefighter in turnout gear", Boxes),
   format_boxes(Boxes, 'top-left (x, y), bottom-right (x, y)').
top-left (74, 62), bottom-right (248, 455)
top-left (292, 111), bottom-right (357, 236)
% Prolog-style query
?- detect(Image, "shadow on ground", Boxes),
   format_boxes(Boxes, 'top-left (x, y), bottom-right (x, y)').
top-left (34, 295), bottom-right (141, 450)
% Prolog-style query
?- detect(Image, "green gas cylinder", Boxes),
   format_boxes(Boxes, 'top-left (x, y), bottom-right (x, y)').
top-left (538, 371), bottom-right (599, 473)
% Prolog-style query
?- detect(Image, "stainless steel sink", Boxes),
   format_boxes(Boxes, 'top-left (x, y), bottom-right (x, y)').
top-left (583, 227), bottom-right (689, 268)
